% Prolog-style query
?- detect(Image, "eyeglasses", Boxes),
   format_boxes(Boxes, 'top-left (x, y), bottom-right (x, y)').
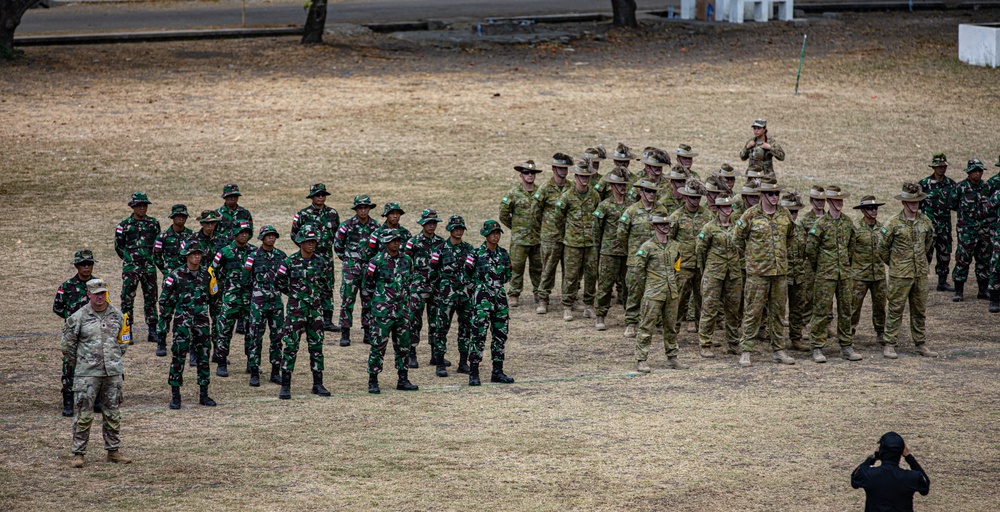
top-left (862, 206), bottom-right (879, 211)
top-left (762, 191), bottom-right (779, 197)
top-left (640, 189), bottom-right (656, 194)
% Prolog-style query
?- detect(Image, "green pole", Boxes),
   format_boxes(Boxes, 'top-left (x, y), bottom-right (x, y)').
top-left (794, 34), bottom-right (807, 96)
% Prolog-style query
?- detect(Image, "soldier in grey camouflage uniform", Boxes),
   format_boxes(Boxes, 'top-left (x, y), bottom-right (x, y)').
top-left (533, 153), bottom-right (573, 313)
top-left (850, 196), bottom-right (888, 346)
top-left (500, 160), bottom-right (544, 308)
top-left (553, 156), bottom-right (601, 321)
top-left (593, 168), bottom-right (631, 330)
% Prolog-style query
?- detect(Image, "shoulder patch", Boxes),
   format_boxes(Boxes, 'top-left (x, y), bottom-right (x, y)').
top-left (697, 232), bottom-right (706, 239)
top-left (501, 196), bottom-right (510, 203)
top-left (636, 249), bottom-right (645, 256)
top-left (736, 219), bottom-right (744, 227)
top-left (213, 252), bottom-right (223, 264)
top-left (366, 261), bottom-right (376, 276)
top-left (465, 254), bottom-right (476, 267)
top-left (620, 214), bottom-right (629, 222)
top-left (594, 210), bottom-right (604, 218)
top-left (556, 200), bottom-right (564, 208)
top-left (533, 192), bottom-right (542, 200)
top-left (244, 256), bottom-right (254, 270)
top-left (154, 239), bottom-right (163, 250)
top-left (809, 228), bottom-right (817, 235)
top-left (116, 224), bottom-right (124, 234)
top-left (277, 265), bottom-right (287, 276)
top-left (881, 227), bottom-right (888, 235)
top-left (164, 276), bottom-right (174, 287)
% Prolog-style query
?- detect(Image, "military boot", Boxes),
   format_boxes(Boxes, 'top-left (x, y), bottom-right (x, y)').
top-left (368, 373), bottom-right (380, 394)
top-left (62, 390), bottom-right (74, 417)
top-left (700, 347), bottom-right (715, 358)
top-left (666, 356), bottom-right (688, 370)
top-left (107, 450), bottom-right (132, 464)
top-left (841, 346), bottom-right (863, 361)
top-left (771, 350), bottom-right (795, 365)
top-left (147, 330), bottom-right (157, 343)
top-left (491, 362), bottom-right (515, 383)
top-left (977, 279), bottom-right (990, 300)
top-left (739, 352), bottom-right (752, 367)
top-left (915, 345), bottom-right (939, 358)
top-left (428, 352), bottom-right (452, 367)
top-left (936, 275), bottom-right (954, 292)
top-left (396, 370), bottom-right (419, 391)
top-left (582, 306), bottom-right (595, 319)
top-left (363, 326), bottom-right (373, 346)
top-left (407, 349), bottom-right (419, 369)
top-left (270, 363), bottom-right (281, 385)
top-left (788, 339), bottom-right (809, 352)
top-left (235, 318), bottom-right (246, 335)
top-left (456, 352), bottom-right (471, 374)
top-left (468, 363), bottom-right (481, 386)
top-left (623, 325), bottom-right (636, 338)
top-left (952, 281), bottom-right (965, 302)
top-left (990, 290), bottom-right (1000, 313)
top-left (572, 303), bottom-right (586, 312)
top-left (70, 454), bottom-right (85, 468)
top-left (509, 295), bottom-right (520, 308)
top-left (636, 360), bottom-right (651, 373)
top-left (322, 311), bottom-right (340, 332)
top-left (169, 386), bottom-right (182, 410)
top-left (535, 301), bottom-right (548, 314)
top-left (339, 328), bottom-right (351, 347)
top-left (278, 372), bottom-right (292, 400)
top-left (811, 349), bottom-right (827, 363)
top-left (595, 316), bottom-right (607, 331)
top-left (216, 362), bottom-right (229, 378)
top-left (249, 367), bottom-right (260, 387)
top-left (883, 345), bottom-right (898, 359)
top-left (311, 371), bottom-right (331, 396)
top-left (155, 340), bottom-right (167, 357)
top-left (199, 385), bottom-right (217, 406)
top-left (563, 307), bottom-right (574, 322)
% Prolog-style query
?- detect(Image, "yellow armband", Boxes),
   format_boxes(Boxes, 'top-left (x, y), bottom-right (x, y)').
top-left (208, 267), bottom-right (219, 296)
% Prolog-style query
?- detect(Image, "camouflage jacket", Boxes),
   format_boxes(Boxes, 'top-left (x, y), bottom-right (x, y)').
top-left (805, 214), bottom-right (855, 280)
top-left (918, 174), bottom-right (956, 225)
top-left (738, 135), bottom-right (785, 173)
top-left (159, 265), bottom-right (217, 321)
top-left (797, 210), bottom-right (823, 270)
top-left (668, 204), bottom-right (712, 269)
top-left (735, 205), bottom-right (795, 277)
top-left (879, 211), bottom-right (934, 279)
top-left (245, 246), bottom-right (288, 301)
top-left (553, 187), bottom-right (601, 247)
top-left (465, 244), bottom-right (512, 302)
top-left (787, 221), bottom-right (808, 284)
top-left (216, 205), bottom-right (253, 243)
top-left (593, 197), bottom-right (630, 256)
top-left (53, 275), bottom-right (92, 320)
top-left (211, 241), bottom-right (256, 299)
top-left (593, 170), bottom-right (636, 201)
top-left (500, 183), bottom-right (541, 246)
top-left (987, 172), bottom-right (1000, 196)
top-left (276, 251), bottom-right (329, 311)
top-left (364, 223), bottom-right (414, 261)
top-left (153, 226), bottom-right (193, 275)
top-left (532, 178), bottom-right (568, 243)
top-left (695, 219), bottom-right (742, 280)
top-left (61, 303), bottom-right (126, 377)
top-left (950, 179), bottom-right (994, 231)
top-left (334, 216), bottom-right (381, 275)
top-left (194, 229), bottom-right (226, 258)
top-left (636, 238), bottom-right (681, 301)
top-left (851, 218), bottom-right (886, 282)
top-left (291, 204), bottom-right (340, 254)
top-left (617, 202), bottom-right (672, 266)
top-left (363, 251), bottom-right (415, 320)
top-left (434, 239), bottom-right (475, 299)
top-left (115, 214), bottom-right (161, 273)
top-left (405, 232), bottom-right (446, 295)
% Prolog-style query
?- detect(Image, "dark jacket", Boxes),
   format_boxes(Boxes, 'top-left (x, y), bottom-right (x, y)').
top-left (851, 454), bottom-right (930, 512)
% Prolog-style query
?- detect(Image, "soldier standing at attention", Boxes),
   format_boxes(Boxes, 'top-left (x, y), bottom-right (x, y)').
top-left (627, 150), bottom-right (671, 205)
top-left (553, 156), bottom-right (601, 322)
top-left (276, 226), bottom-right (331, 400)
top-left (670, 179), bottom-right (712, 334)
top-left (115, 192), bottom-right (161, 343)
top-left (593, 169), bottom-right (631, 331)
top-left (850, 196), bottom-right (888, 349)
top-left (733, 167), bottom-right (763, 219)
top-left (161, 240), bottom-right (219, 409)
top-left (674, 144), bottom-right (702, 180)
top-left (795, 185), bottom-right (826, 336)
top-left (703, 175), bottom-right (732, 214)
top-left (739, 118), bottom-right (785, 174)
top-left (617, 179), bottom-right (671, 338)
top-left (404, 209), bottom-right (446, 369)
top-left (333, 195), bottom-right (381, 347)
top-left (245, 226), bottom-right (286, 386)
top-left (584, 145), bottom-right (607, 185)
top-left (735, 176), bottom-right (797, 367)
top-left (593, 143), bottom-right (637, 200)
top-left (192, 210), bottom-right (223, 366)
top-left (533, 152), bottom-right (574, 314)
top-left (805, 186), bottom-right (861, 363)
top-left (918, 153), bottom-right (957, 292)
top-left (695, 193), bottom-right (744, 357)
top-left (428, 215), bottom-right (476, 377)
top-left (210, 221), bottom-right (255, 377)
top-left (366, 202), bottom-right (412, 258)
top-left (716, 164), bottom-right (739, 198)
top-left (781, 192), bottom-right (810, 352)
top-left (54, 250), bottom-right (99, 417)
top-left (500, 160), bottom-right (544, 308)
top-left (950, 159), bottom-right (993, 302)
top-left (63, 278), bottom-right (130, 468)
top-left (879, 183), bottom-right (939, 358)
top-left (634, 215), bottom-right (686, 372)
top-left (465, 220), bottom-right (515, 386)
top-left (363, 228), bottom-right (419, 394)
top-left (291, 184), bottom-right (341, 333)
top-left (663, 166), bottom-right (690, 219)
top-left (152, 205), bottom-right (192, 357)
top-left (216, 183), bottom-right (254, 243)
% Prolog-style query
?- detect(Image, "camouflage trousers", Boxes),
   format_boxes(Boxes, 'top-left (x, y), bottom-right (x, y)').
top-left (787, 277), bottom-right (808, 343)
top-left (884, 276), bottom-right (928, 347)
top-left (169, 316), bottom-right (212, 387)
top-left (561, 245), bottom-right (598, 307)
top-left (509, 243), bottom-right (542, 298)
top-left (739, 274), bottom-right (786, 353)
top-left (368, 315), bottom-right (410, 375)
top-left (156, 276), bottom-right (176, 343)
top-left (991, 234), bottom-right (1000, 292)
top-left (338, 270), bottom-right (372, 330)
top-left (952, 226), bottom-right (991, 283)
top-left (71, 375), bottom-right (123, 455)
top-left (851, 278), bottom-right (887, 336)
top-left (246, 295), bottom-right (284, 369)
top-left (810, 277), bottom-right (855, 349)
top-left (594, 254), bottom-right (627, 317)
top-left (624, 266), bottom-right (648, 326)
top-left (636, 294), bottom-right (680, 360)
top-left (676, 267), bottom-right (702, 330)
top-left (280, 298), bottom-right (324, 374)
top-left (213, 291), bottom-right (250, 362)
top-left (538, 241), bottom-right (565, 302)
top-left (406, 290), bottom-right (436, 350)
top-left (429, 292), bottom-right (473, 360)
top-left (121, 269), bottom-right (158, 328)
top-left (318, 249), bottom-right (336, 316)
top-left (926, 217), bottom-right (952, 277)
top-left (699, 273), bottom-right (742, 349)
top-left (61, 357), bottom-right (75, 397)
top-left (799, 268), bottom-right (816, 336)
top-left (470, 291), bottom-right (509, 364)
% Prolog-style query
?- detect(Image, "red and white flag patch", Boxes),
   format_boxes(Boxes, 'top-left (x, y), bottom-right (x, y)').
top-left (244, 256), bottom-right (254, 270)
top-left (164, 276), bottom-right (174, 287)
top-left (465, 254), bottom-right (475, 267)
top-left (430, 252), bottom-right (440, 266)
top-left (277, 265), bottom-right (287, 276)
top-left (57, 287), bottom-right (64, 295)
top-left (368, 234), bottom-right (378, 248)
top-left (116, 225), bottom-right (124, 234)
top-left (213, 252), bottom-right (222, 264)
top-left (405, 240), bottom-right (414, 251)
top-left (154, 240), bottom-right (163, 250)
top-left (367, 261), bottom-right (377, 276)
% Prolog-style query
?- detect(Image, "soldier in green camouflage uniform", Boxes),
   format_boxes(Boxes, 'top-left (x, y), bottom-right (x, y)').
top-left (918, 153), bottom-right (957, 292)
top-left (404, 209), bottom-right (446, 368)
top-left (161, 240), bottom-right (220, 409)
top-left (593, 168), bottom-right (631, 330)
top-left (781, 193), bottom-right (810, 352)
top-left (275, 225), bottom-right (332, 399)
top-left (879, 183), bottom-right (939, 358)
top-left (54, 250), bottom-right (99, 417)
top-left (333, 195), bottom-right (381, 346)
top-left (62, 278), bottom-right (130, 468)
top-left (291, 184), bottom-right (341, 332)
top-left (634, 215), bottom-right (687, 372)
top-left (365, 202), bottom-right (413, 259)
top-left (950, 159), bottom-right (994, 301)
top-left (696, 193), bottom-right (744, 357)
top-left (428, 215), bottom-right (476, 377)
top-left (500, 160), bottom-right (544, 307)
top-left (593, 143), bottom-right (637, 200)
top-left (739, 118), bottom-right (785, 174)
top-left (533, 153), bottom-right (573, 313)
top-left (244, 225), bottom-right (286, 386)
top-left (733, 168), bottom-right (764, 220)
top-left (583, 146), bottom-right (607, 186)
top-left (216, 184), bottom-right (254, 335)
top-left (363, 228), bottom-right (419, 394)
top-left (703, 175), bottom-right (733, 214)
top-left (210, 221), bottom-right (255, 377)
top-left (190, 210), bottom-right (224, 366)
top-left (114, 192), bottom-right (161, 342)
top-left (153, 205), bottom-right (192, 356)
top-left (617, 179), bottom-right (671, 337)
top-left (670, 179), bottom-right (712, 333)
top-left (850, 196), bottom-right (888, 345)
top-left (465, 220), bottom-right (515, 386)
top-left (805, 186), bottom-right (861, 363)
top-left (735, 176), bottom-right (797, 367)
top-left (553, 157), bottom-right (601, 321)
top-left (795, 186), bottom-right (827, 339)
top-left (987, 162), bottom-right (1000, 312)
top-left (627, 150), bottom-right (671, 203)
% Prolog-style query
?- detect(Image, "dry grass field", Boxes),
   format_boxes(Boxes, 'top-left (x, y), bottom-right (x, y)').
top-left (1, 11), bottom-right (999, 511)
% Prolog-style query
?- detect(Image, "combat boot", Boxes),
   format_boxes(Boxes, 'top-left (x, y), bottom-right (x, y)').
top-left (456, 352), bottom-right (471, 374)
top-left (107, 450), bottom-right (132, 464)
top-left (311, 371), bottom-right (331, 396)
top-left (572, 303), bottom-right (586, 312)
top-left (93, 401), bottom-right (102, 414)
top-left (216, 362), bottom-right (229, 378)
top-left (772, 350), bottom-right (796, 365)
top-left (62, 390), bottom-right (74, 417)
top-left (841, 346), bottom-right (863, 361)
top-left (509, 295), bottom-right (520, 308)
top-left (155, 339), bottom-right (167, 357)
top-left (811, 349), bottom-right (827, 363)
top-left (699, 347), bottom-right (715, 358)
top-left (739, 352), bottom-right (752, 367)
top-left (363, 326), bottom-right (373, 346)
top-left (883, 345), bottom-right (897, 359)
top-left (788, 339), bottom-right (809, 352)
top-left (623, 325), bottom-right (636, 338)
top-left (563, 307), bottom-right (574, 322)
top-left (726, 344), bottom-right (740, 355)
top-left (322, 311), bottom-right (340, 332)
top-left (595, 316), bottom-right (607, 331)
top-left (368, 373), bottom-right (380, 394)
top-left (582, 306), bottom-right (595, 319)
top-left (235, 319), bottom-right (246, 335)
top-left (936, 275), bottom-right (954, 292)
top-left (408, 349), bottom-right (419, 369)
top-left (199, 385), bottom-right (217, 407)
top-left (977, 279), bottom-right (990, 300)
top-left (339, 328), bottom-right (351, 347)
top-left (147, 330), bottom-right (157, 343)
top-left (70, 454), bottom-right (84, 468)
top-left (278, 372), bottom-right (292, 400)
top-left (636, 360), bottom-right (651, 373)
top-left (491, 362), bottom-right (515, 383)
top-left (468, 363), bottom-right (481, 386)
top-left (915, 345), bottom-right (939, 358)
top-left (249, 367), bottom-right (260, 387)
top-left (990, 290), bottom-right (1000, 313)
top-left (436, 362), bottom-right (448, 378)
top-left (536, 302), bottom-right (548, 315)
top-left (169, 386), bottom-right (181, 410)
top-left (952, 281), bottom-right (965, 302)
top-left (428, 353), bottom-right (452, 367)
top-left (396, 370), bottom-right (419, 391)
top-left (666, 356), bottom-right (688, 370)
top-left (270, 363), bottom-right (281, 385)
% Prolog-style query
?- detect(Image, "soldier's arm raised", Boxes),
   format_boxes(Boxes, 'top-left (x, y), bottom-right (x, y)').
top-left (739, 141), bottom-right (752, 161)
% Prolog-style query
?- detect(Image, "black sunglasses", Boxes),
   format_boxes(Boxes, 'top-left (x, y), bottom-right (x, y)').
top-left (862, 205), bottom-right (879, 211)
top-left (762, 191), bottom-right (780, 197)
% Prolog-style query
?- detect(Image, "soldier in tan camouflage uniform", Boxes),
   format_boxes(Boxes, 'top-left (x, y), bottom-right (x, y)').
top-left (717, 163), bottom-right (739, 196)
top-left (670, 179), bottom-right (712, 334)
top-left (673, 144), bottom-right (702, 180)
top-left (795, 185), bottom-right (827, 340)
top-left (663, 166), bottom-right (690, 214)
top-left (584, 145), bottom-right (607, 186)
top-left (703, 175), bottom-right (733, 214)
top-left (850, 196), bottom-right (888, 346)
top-left (500, 160), bottom-right (544, 307)
top-left (634, 215), bottom-right (687, 372)
top-left (695, 193), bottom-right (743, 357)
top-left (739, 118), bottom-right (785, 174)
top-left (554, 157), bottom-right (601, 321)
top-left (593, 169), bottom-right (631, 330)
top-left (533, 153), bottom-right (573, 314)
top-left (781, 192), bottom-right (810, 352)
top-left (733, 166), bottom-right (764, 219)
top-left (627, 150), bottom-right (671, 204)
top-left (617, 180), bottom-right (671, 337)
top-left (594, 143), bottom-right (637, 200)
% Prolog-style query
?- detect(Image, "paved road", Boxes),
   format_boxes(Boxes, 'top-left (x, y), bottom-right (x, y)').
top-left (19, 0), bottom-right (669, 35)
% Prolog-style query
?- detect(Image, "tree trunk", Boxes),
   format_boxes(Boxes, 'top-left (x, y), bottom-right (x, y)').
top-left (610, 0), bottom-right (638, 28)
top-left (301, 0), bottom-right (327, 44)
top-left (2, 0), bottom-right (39, 57)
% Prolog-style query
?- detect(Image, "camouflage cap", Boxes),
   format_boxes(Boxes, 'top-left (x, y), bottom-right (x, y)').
top-left (633, 179), bottom-right (660, 191)
top-left (611, 142), bottom-right (636, 161)
top-left (128, 191), bottom-right (152, 207)
top-left (715, 193), bottom-right (738, 207)
top-left (307, 183), bottom-right (330, 198)
top-left (86, 278), bottom-right (109, 294)
top-left (640, 150), bottom-right (671, 168)
top-left (257, 225), bottom-right (280, 240)
top-left (235, 221), bottom-right (253, 235)
top-left (779, 192), bottom-right (804, 210)
top-left (717, 163), bottom-right (738, 178)
top-left (221, 183), bottom-right (241, 198)
top-left (446, 214), bottom-right (467, 232)
top-left (650, 214), bottom-right (670, 225)
top-left (295, 225), bottom-right (320, 244)
top-left (480, 219), bottom-right (504, 237)
top-left (751, 118), bottom-right (767, 128)
top-left (552, 152), bottom-right (574, 168)
top-left (823, 186), bottom-right (850, 200)
top-left (73, 249), bottom-right (97, 265)
top-left (895, 182), bottom-right (926, 202)
top-left (168, 204), bottom-right (189, 218)
top-left (668, 165), bottom-right (690, 181)
top-left (352, 195), bottom-right (375, 209)
top-left (744, 164), bottom-right (765, 178)
top-left (198, 210), bottom-right (221, 223)
top-left (380, 227), bottom-right (405, 243)
top-left (584, 145), bottom-right (607, 161)
top-left (381, 202), bottom-right (405, 217)
top-left (514, 160), bottom-right (544, 173)
top-left (675, 144), bottom-right (698, 158)
top-left (806, 185), bottom-right (826, 199)
top-left (758, 175), bottom-right (784, 193)
top-left (852, 195), bottom-right (885, 209)
top-left (180, 239), bottom-right (206, 256)
top-left (929, 152), bottom-right (948, 168)
top-left (965, 159), bottom-right (986, 173)
top-left (416, 208), bottom-right (442, 226)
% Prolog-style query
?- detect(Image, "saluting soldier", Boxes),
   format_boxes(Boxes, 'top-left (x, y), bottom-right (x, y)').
top-left (54, 250), bottom-right (100, 417)
top-left (949, 159), bottom-right (993, 302)
top-left (918, 153), bottom-right (957, 292)
top-left (152, 205), bottom-right (192, 357)
top-left (404, 209), bottom-right (446, 369)
top-left (465, 220), bottom-right (515, 386)
top-left (428, 215), bottom-right (476, 377)
top-left (781, 192), bottom-right (810, 352)
top-left (533, 152), bottom-right (573, 314)
top-left (210, 221), bottom-right (255, 377)
top-left (850, 196), bottom-right (888, 347)
top-left (617, 179), bottom-right (671, 337)
top-left (634, 215), bottom-right (686, 372)
top-left (593, 168), bottom-right (632, 331)
top-left (244, 225), bottom-right (286, 386)
top-left (739, 118), bottom-right (785, 174)
top-left (114, 192), bottom-right (160, 342)
top-left (553, 156), bottom-right (601, 321)
top-left (696, 193), bottom-right (744, 357)
top-left (500, 160), bottom-right (544, 307)
top-left (670, 179), bottom-right (712, 334)
top-left (291, 184), bottom-right (341, 333)
top-left (333, 195), bottom-right (381, 347)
